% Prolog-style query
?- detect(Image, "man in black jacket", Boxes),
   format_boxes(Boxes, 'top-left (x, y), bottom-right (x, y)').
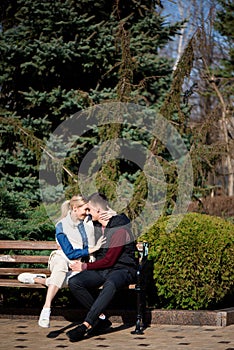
top-left (66, 192), bottom-right (137, 342)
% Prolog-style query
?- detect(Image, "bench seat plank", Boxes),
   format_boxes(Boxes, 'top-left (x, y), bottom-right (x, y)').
top-left (0, 268), bottom-right (51, 276)
top-left (0, 277), bottom-right (136, 289)
top-left (0, 279), bottom-right (47, 288)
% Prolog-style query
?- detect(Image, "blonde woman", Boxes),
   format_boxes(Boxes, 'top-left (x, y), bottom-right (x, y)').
top-left (18, 195), bottom-right (108, 328)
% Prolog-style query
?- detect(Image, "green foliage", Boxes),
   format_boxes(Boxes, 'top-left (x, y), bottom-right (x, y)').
top-left (0, 0), bottom-right (186, 238)
top-left (140, 212), bottom-right (234, 310)
top-left (214, 0), bottom-right (234, 96)
top-left (0, 0), bottom-right (181, 195)
top-left (0, 187), bottom-right (54, 240)
top-left (215, 0), bottom-right (234, 40)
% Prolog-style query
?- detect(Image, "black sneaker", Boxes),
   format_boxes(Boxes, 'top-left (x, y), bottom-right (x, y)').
top-left (66, 324), bottom-right (88, 342)
top-left (89, 318), bottom-right (112, 335)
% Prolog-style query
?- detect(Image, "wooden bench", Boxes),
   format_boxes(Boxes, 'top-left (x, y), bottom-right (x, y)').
top-left (0, 240), bottom-right (148, 333)
top-left (0, 240), bottom-right (57, 288)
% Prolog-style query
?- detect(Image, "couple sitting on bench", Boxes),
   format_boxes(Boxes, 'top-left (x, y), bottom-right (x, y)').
top-left (18, 192), bottom-right (137, 342)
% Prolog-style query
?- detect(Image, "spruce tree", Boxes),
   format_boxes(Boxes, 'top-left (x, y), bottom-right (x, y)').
top-left (0, 0), bottom-right (183, 235)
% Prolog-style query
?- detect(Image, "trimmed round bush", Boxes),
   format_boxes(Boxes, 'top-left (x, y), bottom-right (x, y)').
top-left (140, 213), bottom-right (234, 310)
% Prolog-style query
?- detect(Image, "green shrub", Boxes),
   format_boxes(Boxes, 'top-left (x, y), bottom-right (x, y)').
top-left (0, 202), bottom-right (55, 241)
top-left (140, 213), bottom-right (234, 310)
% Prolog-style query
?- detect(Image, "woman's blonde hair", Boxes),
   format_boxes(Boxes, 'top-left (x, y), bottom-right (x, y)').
top-left (59, 195), bottom-right (88, 220)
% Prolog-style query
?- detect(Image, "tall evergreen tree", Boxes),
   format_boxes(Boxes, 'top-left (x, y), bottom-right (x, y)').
top-left (0, 0), bottom-right (183, 234)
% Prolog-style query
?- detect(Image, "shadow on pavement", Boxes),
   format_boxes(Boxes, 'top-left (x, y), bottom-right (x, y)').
top-left (47, 322), bottom-right (133, 340)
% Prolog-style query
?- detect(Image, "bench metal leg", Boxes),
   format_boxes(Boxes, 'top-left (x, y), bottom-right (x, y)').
top-left (131, 269), bottom-right (145, 335)
top-left (131, 288), bottom-right (145, 334)
top-left (131, 241), bottom-right (148, 335)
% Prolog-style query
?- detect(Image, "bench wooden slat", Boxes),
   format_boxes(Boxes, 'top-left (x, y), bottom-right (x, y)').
top-left (0, 278), bottom-right (136, 290)
top-left (0, 240), bottom-right (57, 250)
top-left (127, 284), bottom-right (136, 289)
top-left (0, 255), bottom-right (50, 263)
top-left (0, 279), bottom-right (47, 288)
top-left (0, 268), bottom-right (51, 276)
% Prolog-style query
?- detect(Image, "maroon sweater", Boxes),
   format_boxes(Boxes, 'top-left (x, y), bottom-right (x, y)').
top-left (82, 228), bottom-right (127, 270)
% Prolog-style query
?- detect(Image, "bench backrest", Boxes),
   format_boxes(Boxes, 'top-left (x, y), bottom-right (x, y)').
top-left (0, 240), bottom-right (57, 264)
top-left (0, 240), bottom-right (148, 289)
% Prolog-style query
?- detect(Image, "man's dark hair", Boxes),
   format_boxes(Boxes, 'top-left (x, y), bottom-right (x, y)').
top-left (88, 192), bottom-right (109, 210)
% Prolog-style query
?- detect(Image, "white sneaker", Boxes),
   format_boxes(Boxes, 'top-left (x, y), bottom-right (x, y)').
top-left (38, 308), bottom-right (51, 328)
top-left (18, 272), bottom-right (47, 284)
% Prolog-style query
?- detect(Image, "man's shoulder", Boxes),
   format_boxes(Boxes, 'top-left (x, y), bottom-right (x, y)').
top-left (108, 213), bottom-right (131, 228)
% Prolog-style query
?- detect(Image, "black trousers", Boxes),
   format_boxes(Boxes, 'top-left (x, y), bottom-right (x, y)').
top-left (68, 268), bottom-right (134, 326)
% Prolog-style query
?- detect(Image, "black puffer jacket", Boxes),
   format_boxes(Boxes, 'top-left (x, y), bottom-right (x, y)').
top-left (93, 213), bottom-right (137, 277)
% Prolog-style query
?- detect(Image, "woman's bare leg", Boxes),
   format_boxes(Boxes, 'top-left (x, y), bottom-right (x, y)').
top-left (36, 280), bottom-right (60, 328)
top-left (43, 284), bottom-right (60, 308)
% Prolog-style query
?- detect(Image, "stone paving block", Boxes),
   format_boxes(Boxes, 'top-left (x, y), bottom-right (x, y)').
top-left (0, 318), bottom-right (234, 350)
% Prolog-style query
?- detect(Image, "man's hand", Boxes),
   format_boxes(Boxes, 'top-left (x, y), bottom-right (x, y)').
top-left (99, 207), bottom-right (116, 221)
top-left (69, 260), bottom-right (83, 272)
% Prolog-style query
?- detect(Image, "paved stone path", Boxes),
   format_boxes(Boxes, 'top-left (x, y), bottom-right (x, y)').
top-left (0, 318), bottom-right (233, 350)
